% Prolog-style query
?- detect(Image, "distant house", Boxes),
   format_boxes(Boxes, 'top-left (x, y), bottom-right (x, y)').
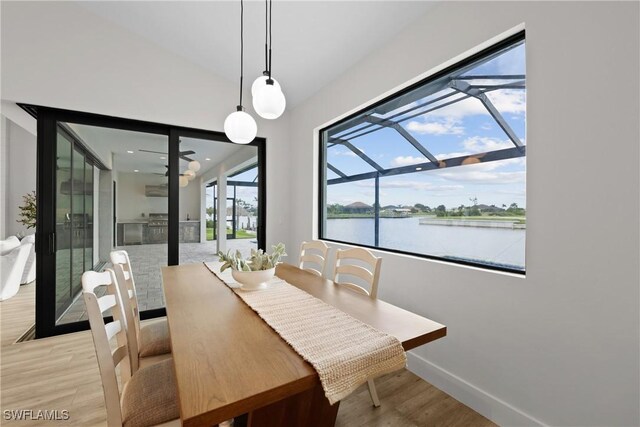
top-left (344, 201), bottom-right (373, 214)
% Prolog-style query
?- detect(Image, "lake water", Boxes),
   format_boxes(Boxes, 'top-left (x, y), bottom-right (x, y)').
top-left (325, 217), bottom-right (525, 270)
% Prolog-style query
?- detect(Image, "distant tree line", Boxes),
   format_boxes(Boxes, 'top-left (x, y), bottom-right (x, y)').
top-left (327, 200), bottom-right (525, 217)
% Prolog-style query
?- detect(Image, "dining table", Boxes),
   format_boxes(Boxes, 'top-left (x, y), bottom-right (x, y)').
top-left (161, 262), bottom-right (446, 427)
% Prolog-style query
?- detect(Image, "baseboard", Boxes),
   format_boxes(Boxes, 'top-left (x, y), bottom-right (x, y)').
top-left (406, 351), bottom-right (547, 427)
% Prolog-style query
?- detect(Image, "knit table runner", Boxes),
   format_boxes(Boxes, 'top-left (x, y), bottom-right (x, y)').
top-left (204, 262), bottom-right (406, 404)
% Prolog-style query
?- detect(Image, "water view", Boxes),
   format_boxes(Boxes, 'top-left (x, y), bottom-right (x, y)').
top-left (326, 217), bottom-right (525, 270)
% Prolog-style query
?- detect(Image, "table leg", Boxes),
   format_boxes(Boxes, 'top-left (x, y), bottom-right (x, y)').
top-left (247, 383), bottom-right (339, 427)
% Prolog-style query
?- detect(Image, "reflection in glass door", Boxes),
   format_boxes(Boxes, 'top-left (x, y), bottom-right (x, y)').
top-left (55, 130), bottom-right (72, 318)
top-left (55, 122), bottom-right (169, 324)
top-left (55, 127), bottom-right (96, 319)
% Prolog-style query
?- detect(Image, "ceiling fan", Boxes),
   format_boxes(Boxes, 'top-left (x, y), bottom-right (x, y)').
top-left (139, 139), bottom-right (196, 162)
top-left (152, 166), bottom-right (188, 177)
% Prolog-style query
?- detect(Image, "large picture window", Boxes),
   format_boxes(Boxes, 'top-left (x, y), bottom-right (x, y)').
top-left (319, 32), bottom-right (526, 274)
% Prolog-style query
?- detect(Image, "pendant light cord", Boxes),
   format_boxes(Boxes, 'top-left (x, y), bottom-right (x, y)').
top-left (239, 0), bottom-right (244, 108)
top-left (264, 0), bottom-right (268, 74)
top-left (268, 0), bottom-right (272, 79)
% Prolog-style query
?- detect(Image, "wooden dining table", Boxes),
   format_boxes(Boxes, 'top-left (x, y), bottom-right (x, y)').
top-left (161, 262), bottom-right (446, 427)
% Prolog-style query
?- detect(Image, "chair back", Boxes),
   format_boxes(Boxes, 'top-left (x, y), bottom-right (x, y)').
top-left (110, 250), bottom-right (141, 372)
top-left (82, 269), bottom-right (131, 427)
top-left (299, 240), bottom-right (330, 276)
top-left (332, 247), bottom-right (382, 299)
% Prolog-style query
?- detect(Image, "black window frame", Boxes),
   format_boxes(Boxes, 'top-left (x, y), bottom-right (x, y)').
top-left (318, 30), bottom-right (526, 275)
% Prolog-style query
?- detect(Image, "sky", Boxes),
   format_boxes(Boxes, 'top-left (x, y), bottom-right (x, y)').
top-left (325, 42), bottom-right (526, 210)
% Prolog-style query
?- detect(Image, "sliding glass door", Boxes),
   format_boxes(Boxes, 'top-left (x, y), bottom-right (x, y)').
top-left (31, 106), bottom-right (266, 338)
top-left (55, 127), bottom-right (97, 320)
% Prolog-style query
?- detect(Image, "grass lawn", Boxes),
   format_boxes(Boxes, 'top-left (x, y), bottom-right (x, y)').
top-left (206, 228), bottom-right (256, 240)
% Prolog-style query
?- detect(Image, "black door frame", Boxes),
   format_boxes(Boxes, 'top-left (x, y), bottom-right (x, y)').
top-left (22, 104), bottom-right (267, 338)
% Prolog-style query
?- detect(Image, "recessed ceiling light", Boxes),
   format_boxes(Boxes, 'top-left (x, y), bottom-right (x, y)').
top-left (160, 156), bottom-right (166, 160)
top-left (205, 158), bottom-right (211, 161)
top-left (127, 150), bottom-right (134, 154)
top-left (134, 169), bottom-right (139, 172)
top-left (415, 167), bottom-right (422, 171)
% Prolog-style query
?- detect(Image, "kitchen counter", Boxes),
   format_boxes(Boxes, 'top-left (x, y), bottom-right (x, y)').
top-left (116, 220), bottom-right (201, 245)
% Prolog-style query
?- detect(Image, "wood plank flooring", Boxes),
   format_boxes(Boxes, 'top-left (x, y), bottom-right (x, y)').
top-left (0, 284), bottom-right (494, 426)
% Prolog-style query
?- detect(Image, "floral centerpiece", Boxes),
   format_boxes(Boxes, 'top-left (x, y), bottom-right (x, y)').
top-left (217, 243), bottom-right (286, 290)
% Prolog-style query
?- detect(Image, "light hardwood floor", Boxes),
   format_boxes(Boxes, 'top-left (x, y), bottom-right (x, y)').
top-left (0, 284), bottom-right (495, 426)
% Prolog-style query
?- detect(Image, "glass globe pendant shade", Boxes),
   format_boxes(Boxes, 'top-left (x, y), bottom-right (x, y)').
top-left (224, 109), bottom-right (257, 144)
top-left (253, 83), bottom-right (286, 120)
top-left (251, 75), bottom-right (281, 97)
top-left (179, 176), bottom-right (189, 188)
top-left (188, 160), bottom-right (201, 172)
top-left (183, 169), bottom-right (196, 181)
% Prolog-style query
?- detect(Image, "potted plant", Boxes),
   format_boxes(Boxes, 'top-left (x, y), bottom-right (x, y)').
top-left (217, 243), bottom-right (286, 291)
top-left (17, 191), bottom-right (36, 231)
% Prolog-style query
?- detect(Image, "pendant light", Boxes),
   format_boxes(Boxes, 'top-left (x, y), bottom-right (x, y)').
top-left (252, 0), bottom-right (286, 120)
top-left (188, 160), bottom-right (201, 172)
top-left (224, 0), bottom-right (257, 145)
top-left (183, 169), bottom-right (196, 181)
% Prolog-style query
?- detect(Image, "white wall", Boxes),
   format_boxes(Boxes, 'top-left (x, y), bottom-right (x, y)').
top-left (1, 117), bottom-right (37, 238)
top-left (288, 2), bottom-right (639, 426)
top-left (0, 116), bottom-right (7, 239)
top-left (0, 1), bottom-right (292, 252)
top-left (116, 171), bottom-right (202, 224)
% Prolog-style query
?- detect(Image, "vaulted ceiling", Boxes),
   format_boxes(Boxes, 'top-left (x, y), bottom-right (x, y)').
top-left (78, 1), bottom-right (436, 107)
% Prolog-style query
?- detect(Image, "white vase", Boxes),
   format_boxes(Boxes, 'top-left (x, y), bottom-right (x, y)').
top-left (231, 268), bottom-right (275, 291)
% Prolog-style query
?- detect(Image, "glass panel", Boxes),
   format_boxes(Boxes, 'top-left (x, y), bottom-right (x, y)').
top-left (71, 147), bottom-right (85, 297)
top-left (320, 36), bottom-right (526, 273)
top-left (326, 143), bottom-right (377, 176)
top-left (178, 137), bottom-right (258, 263)
top-left (56, 123), bottom-right (168, 324)
top-left (226, 194), bottom-right (234, 238)
top-left (55, 131), bottom-right (72, 319)
top-left (85, 162), bottom-right (94, 272)
top-left (206, 185), bottom-right (215, 241)
top-left (323, 180), bottom-right (376, 247)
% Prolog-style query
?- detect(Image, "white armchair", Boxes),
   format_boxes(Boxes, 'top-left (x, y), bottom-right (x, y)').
top-left (20, 234), bottom-right (35, 284)
top-left (0, 236), bottom-right (20, 255)
top-left (1, 243), bottom-right (32, 301)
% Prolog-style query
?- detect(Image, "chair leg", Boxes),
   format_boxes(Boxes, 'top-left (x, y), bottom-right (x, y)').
top-left (367, 378), bottom-right (381, 407)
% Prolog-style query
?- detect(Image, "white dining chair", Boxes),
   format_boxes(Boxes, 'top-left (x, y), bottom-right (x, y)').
top-left (110, 250), bottom-right (171, 370)
top-left (332, 247), bottom-right (383, 407)
top-left (298, 240), bottom-right (330, 277)
top-left (82, 270), bottom-right (179, 427)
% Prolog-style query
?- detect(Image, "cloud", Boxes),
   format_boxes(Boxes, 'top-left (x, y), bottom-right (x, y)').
top-left (356, 180), bottom-right (463, 192)
top-left (405, 118), bottom-right (464, 135)
top-left (486, 90), bottom-right (526, 115)
top-left (330, 148), bottom-right (365, 158)
top-left (415, 89), bottom-right (525, 120)
top-left (438, 170), bottom-right (525, 184)
top-left (390, 155), bottom-right (428, 167)
top-left (462, 136), bottom-right (514, 152)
